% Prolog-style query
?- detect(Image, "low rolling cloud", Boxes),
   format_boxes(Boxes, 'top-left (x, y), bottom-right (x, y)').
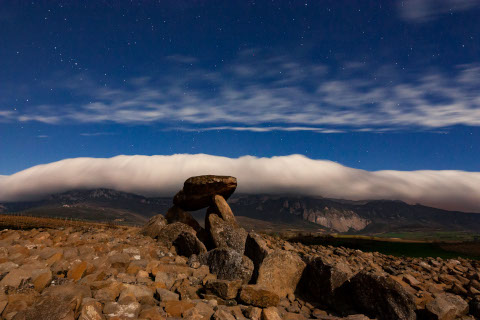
top-left (1, 154), bottom-right (480, 213)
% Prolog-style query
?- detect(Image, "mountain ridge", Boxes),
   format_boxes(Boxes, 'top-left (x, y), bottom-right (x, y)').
top-left (1, 188), bottom-right (480, 234)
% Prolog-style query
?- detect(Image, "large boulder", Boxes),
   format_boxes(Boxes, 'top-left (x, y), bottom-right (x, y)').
top-left (165, 205), bottom-right (202, 231)
top-left (244, 232), bottom-right (272, 283)
top-left (205, 279), bottom-right (243, 300)
top-left (255, 250), bottom-right (306, 298)
top-left (199, 248), bottom-right (253, 284)
top-left (299, 256), bottom-right (353, 305)
top-left (174, 175), bottom-right (237, 211)
top-left (173, 232), bottom-right (207, 257)
top-left (206, 213), bottom-right (247, 254)
top-left (346, 271), bottom-right (417, 320)
top-left (238, 285), bottom-right (280, 308)
top-left (425, 293), bottom-right (469, 320)
top-left (156, 222), bottom-right (197, 248)
top-left (140, 214), bottom-right (167, 238)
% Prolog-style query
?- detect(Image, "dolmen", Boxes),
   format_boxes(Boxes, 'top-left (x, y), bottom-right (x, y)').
top-left (141, 176), bottom-right (306, 299)
top-left (141, 175), bottom-right (426, 320)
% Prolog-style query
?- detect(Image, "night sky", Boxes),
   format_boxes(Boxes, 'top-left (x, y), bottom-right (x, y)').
top-left (1, 0), bottom-right (480, 175)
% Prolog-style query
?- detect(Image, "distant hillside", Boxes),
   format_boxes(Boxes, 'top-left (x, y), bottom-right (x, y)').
top-left (0, 189), bottom-right (172, 225)
top-left (1, 189), bottom-right (480, 234)
top-left (229, 194), bottom-right (480, 234)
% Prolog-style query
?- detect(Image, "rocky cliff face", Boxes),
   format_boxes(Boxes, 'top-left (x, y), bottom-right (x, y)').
top-left (229, 195), bottom-right (367, 231)
top-left (229, 196), bottom-right (371, 233)
top-left (230, 195), bottom-right (480, 234)
top-left (282, 200), bottom-right (370, 232)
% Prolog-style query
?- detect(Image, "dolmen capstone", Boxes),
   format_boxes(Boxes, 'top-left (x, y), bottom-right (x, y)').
top-left (173, 175), bottom-right (237, 211)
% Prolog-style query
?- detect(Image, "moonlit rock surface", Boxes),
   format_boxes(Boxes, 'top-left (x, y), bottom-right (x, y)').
top-left (173, 175), bottom-right (237, 210)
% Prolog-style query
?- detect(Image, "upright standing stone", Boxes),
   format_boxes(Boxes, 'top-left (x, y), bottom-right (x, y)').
top-left (204, 192), bottom-right (248, 255)
top-left (211, 195), bottom-right (238, 225)
top-left (206, 213), bottom-right (248, 255)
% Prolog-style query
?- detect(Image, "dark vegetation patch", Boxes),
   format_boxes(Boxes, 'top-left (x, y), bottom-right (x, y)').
top-left (287, 234), bottom-right (480, 260)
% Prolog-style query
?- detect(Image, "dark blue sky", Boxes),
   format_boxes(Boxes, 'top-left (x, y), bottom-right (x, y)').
top-left (1, 0), bottom-right (480, 174)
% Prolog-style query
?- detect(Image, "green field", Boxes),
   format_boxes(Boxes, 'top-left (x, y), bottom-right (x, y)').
top-left (374, 231), bottom-right (480, 242)
top-left (288, 235), bottom-right (480, 260)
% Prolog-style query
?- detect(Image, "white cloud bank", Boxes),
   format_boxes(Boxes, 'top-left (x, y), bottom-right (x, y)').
top-left (1, 154), bottom-right (480, 213)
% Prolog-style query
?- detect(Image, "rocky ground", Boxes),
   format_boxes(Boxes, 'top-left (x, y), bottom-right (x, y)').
top-left (0, 175), bottom-right (479, 320)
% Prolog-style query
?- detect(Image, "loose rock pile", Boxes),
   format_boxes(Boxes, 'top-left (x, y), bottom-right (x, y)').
top-left (0, 175), bottom-right (479, 319)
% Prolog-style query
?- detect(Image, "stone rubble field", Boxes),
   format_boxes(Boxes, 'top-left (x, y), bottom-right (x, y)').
top-left (0, 175), bottom-right (479, 320)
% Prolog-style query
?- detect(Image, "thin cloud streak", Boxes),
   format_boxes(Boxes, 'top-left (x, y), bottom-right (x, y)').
top-left (1, 154), bottom-right (480, 213)
top-left (171, 126), bottom-right (345, 133)
top-left (80, 132), bottom-right (116, 137)
top-left (398, 0), bottom-right (479, 22)
top-left (3, 55), bottom-right (480, 131)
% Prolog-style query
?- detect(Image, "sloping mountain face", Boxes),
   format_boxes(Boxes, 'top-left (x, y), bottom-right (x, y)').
top-left (353, 200), bottom-right (480, 233)
top-left (228, 195), bottom-right (370, 232)
top-left (0, 189), bottom-right (172, 225)
top-left (229, 195), bottom-right (480, 234)
top-left (1, 189), bottom-right (480, 233)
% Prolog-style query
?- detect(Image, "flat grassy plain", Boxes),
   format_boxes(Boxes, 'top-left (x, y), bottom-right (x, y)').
top-left (12, 205), bottom-right (149, 225)
top-left (374, 231), bottom-right (480, 242)
top-left (0, 214), bottom-right (134, 230)
top-left (286, 234), bottom-right (480, 260)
